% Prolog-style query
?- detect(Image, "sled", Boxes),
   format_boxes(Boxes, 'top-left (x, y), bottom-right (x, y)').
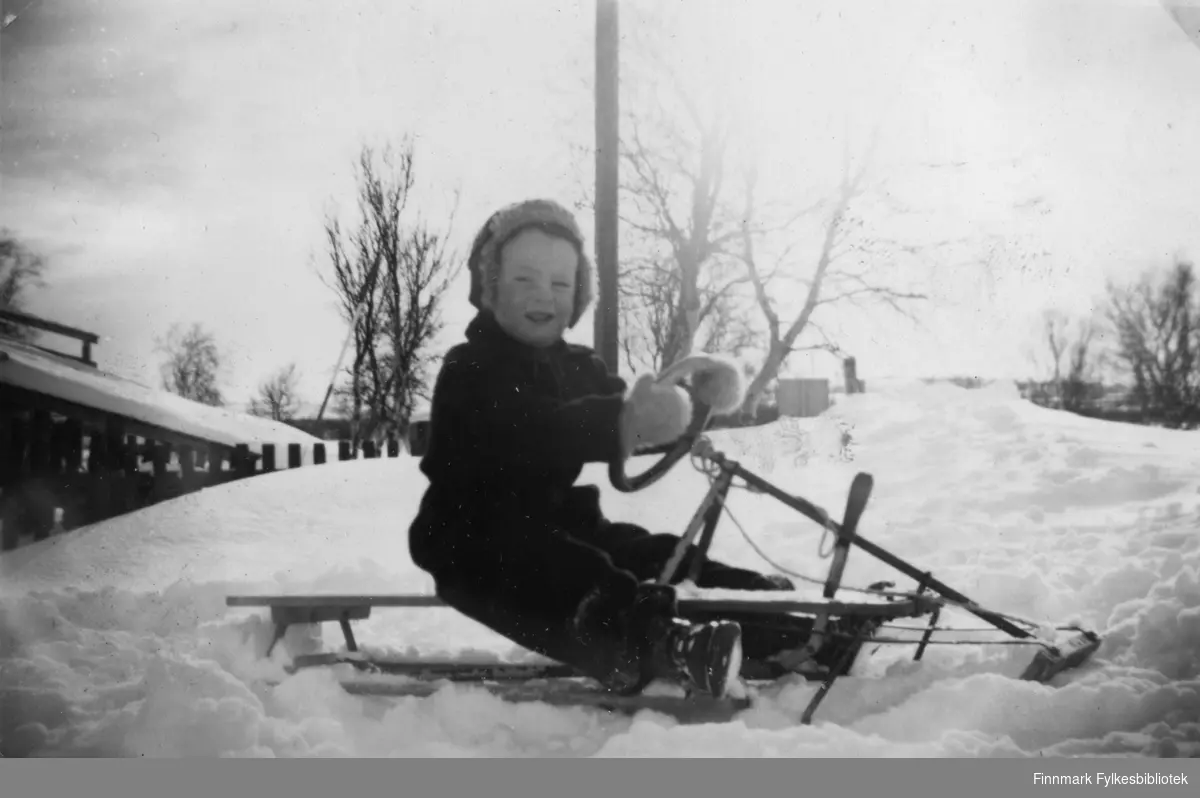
top-left (225, 361), bottom-right (1103, 725)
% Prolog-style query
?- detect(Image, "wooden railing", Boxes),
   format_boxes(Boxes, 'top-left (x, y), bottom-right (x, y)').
top-left (0, 408), bottom-right (422, 552)
top-left (0, 310), bottom-right (443, 553)
top-left (0, 308), bottom-right (99, 367)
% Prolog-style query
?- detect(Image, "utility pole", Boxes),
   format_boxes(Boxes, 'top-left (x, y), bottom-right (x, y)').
top-left (594, 0), bottom-right (620, 374)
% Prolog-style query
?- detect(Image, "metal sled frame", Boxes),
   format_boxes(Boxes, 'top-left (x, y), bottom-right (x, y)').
top-left (226, 420), bottom-right (1102, 725)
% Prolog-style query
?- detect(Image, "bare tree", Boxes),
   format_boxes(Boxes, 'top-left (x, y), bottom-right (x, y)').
top-left (564, 6), bottom-right (763, 374)
top-left (1105, 257), bottom-right (1200, 427)
top-left (616, 250), bottom-right (757, 374)
top-left (0, 230), bottom-right (48, 341)
top-left (249, 363), bottom-right (302, 422)
top-left (318, 140), bottom-right (460, 446)
top-left (157, 322), bottom-right (224, 407)
top-left (735, 141), bottom-right (930, 420)
top-left (614, 102), bottom-right (753, 371)
top-left (1030, 309), bottom-right (1098, 412)
top-left (1060, 321), bottom-right (1098, 414)
top-left (563, 4), bottom-right (950, 396)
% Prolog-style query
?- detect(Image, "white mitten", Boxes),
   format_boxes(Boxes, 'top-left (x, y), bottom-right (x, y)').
top-left (619, 374), bottom-right (692, 456)
top-left (656, 354), bottom-right (746, 415)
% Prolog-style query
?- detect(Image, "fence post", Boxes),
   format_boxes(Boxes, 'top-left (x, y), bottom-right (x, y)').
top-left (0, 485), bottom-right (13, 552)
top-left (125, 435), bottom-right (141, 470)
top-left (207, 446), bottom-right (227, 487)
top-left (55, 419), bottom-right (84, 531)
top-left (314, 443), bottom-right (327, 465)
top-left (103, 422), bottom-right (126, 515)
top-left (51, 420), bottom-right (80, 532)
top-left (338, 441), bottom-right (351, 461)
top-left (843, 357), bottom-right (863, 394)
top-left (85, 430), bottom-right (106, 528)
top-left (64, 419), bottom-right (84, 473)
top-left (198, 445), bottom-right (214, 486)
top-left (151, 441), bottom-right (172, 502)
top-left (49, 418), bottom-right (66, 476)
top-left (0, 405), bottom-right (21, 551)
top-left (262, 444), bottom-right (276, 473)
top-left (29, 409), bottom-right (54, 540)
top-left (179, 445), bottom-right (199, 493)
top-left (408, 420), bottom-right (430, 456)
top-left (124, 435), bottom-right (142, 510)
top-left (288, 443), bottom-right (302, 469)
top-left (363, 440), bottom-right (377, 459)
top-left (233, 444), bottom-right (254, 479)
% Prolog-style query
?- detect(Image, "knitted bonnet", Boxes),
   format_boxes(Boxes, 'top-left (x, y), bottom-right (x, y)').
top-left (466, 199), bottom-right (594, 329)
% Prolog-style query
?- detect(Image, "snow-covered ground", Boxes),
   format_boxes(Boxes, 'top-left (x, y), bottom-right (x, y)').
top-left (2, 380), bottom-right (1198, 757)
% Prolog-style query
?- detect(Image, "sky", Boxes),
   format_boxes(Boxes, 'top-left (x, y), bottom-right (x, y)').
top-left (3, 0), bottom-right (1200, 412)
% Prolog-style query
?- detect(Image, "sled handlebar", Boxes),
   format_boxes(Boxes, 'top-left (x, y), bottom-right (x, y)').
top-left (609, 390), bottom-right (714, 493)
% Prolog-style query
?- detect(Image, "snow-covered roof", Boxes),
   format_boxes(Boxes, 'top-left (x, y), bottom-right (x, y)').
top-left (0, 336), bottom-right (320, 448)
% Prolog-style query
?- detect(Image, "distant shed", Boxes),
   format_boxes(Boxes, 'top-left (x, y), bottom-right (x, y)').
top-left (776, 378), bottom-right (830, 418)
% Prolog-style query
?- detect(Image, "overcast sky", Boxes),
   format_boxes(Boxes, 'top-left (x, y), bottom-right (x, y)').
top-left (3, 0), bottom-right (1200, 411)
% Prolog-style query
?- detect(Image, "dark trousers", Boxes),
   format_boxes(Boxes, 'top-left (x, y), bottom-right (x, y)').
top-left (428, 520), bottom-right (793, 683)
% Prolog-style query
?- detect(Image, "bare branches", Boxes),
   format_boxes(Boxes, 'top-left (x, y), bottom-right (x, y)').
top-left (249, 363), bottom-right (302, 422)
top-left (1104, 258), bottom-right (1200, 427)
top-left (735, 130), bottom-right (929, 418)
top-left (1027, 309), bottom-right (1099, 413)
top-left (318, 141), bottom-right (462, 445)
top-left (816, 276), bottom-right (928, 322)
top-left (156, 322), bottom-right (224, 407)
top-left (0, 230), bottom-right (48, 342)
top-left (614, 77), bottom-right (752, 371)
top-left (566, 12), bottom-right (764, 375)
top-left (739, 168), bottom-right (780, 345)
top-left (577, 7), bottom-right (932, 404)
top-left (1061, 320), bottom-right (1097, 413)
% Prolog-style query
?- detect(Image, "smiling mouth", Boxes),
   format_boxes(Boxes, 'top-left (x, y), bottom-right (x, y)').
top-left (525, 312), bottom-right (555, 324)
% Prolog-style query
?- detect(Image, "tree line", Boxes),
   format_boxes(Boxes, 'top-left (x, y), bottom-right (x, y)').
top-left (1027, 256), bottom-right (1200, 429)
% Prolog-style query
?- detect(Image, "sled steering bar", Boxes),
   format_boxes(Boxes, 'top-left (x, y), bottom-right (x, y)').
top-left (608, 397), bottom-right (713, 493)
top-left (606, 381), bottom-right (1033, 641)
top-left (702, 448), bottom-right (1035, 640)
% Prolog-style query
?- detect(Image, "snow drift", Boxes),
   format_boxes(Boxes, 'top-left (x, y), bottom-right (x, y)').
top-left (2, 380), bottom-right (1198, 757)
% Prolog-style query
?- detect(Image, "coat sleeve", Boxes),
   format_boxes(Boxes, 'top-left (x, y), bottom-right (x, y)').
top-left (434, 350), bottom-right (628, 467)
top-left (591, 354), bottom-right (629, 397)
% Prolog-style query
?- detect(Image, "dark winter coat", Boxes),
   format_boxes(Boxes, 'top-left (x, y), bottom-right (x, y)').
top-left (408, 310), bottom-right (629, 579)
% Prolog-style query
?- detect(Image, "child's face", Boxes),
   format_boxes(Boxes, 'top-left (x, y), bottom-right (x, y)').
top-left (485, 227), bottom-right (577, 348)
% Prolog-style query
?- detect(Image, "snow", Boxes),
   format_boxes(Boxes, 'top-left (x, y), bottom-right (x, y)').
top-left (3, 379), bottom-right (1199, 757)
top-left (0, 337), bottom-right (321, 447)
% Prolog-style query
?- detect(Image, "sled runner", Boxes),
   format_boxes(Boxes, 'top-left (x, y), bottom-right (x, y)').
top-left (226, 363), bottom-right (1103, 725)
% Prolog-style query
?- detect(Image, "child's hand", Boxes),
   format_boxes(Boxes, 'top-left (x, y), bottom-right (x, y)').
top-left (619, 375), bottom-right (693, 456)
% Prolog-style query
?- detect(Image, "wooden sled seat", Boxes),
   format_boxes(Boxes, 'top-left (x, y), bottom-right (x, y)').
top-left (224, 591), bottom-right (941, 657)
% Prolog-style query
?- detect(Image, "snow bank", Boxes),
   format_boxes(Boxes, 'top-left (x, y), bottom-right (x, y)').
top-left (3, 381), bottom-right (1199, 757)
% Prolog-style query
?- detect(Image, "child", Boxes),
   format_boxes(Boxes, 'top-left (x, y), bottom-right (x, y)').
top-left (408, 199), bottom-right (792, 699)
